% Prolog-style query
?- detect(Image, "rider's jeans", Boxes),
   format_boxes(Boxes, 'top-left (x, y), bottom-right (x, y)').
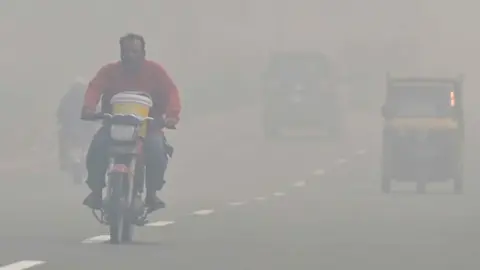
top-left (85, 126), bottom-right (168, 193)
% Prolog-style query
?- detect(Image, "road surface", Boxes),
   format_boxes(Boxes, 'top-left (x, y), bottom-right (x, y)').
top-left (0, 106), bottom-right (479, 270)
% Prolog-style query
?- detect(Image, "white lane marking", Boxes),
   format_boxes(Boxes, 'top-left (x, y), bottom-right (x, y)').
top-left (313, 169), bottom-right (325, 176)
top-left (192, 209), bottom-right (215, 216)
top-left (336, 158), bottom-right (347, 164)
top-left (293, 181), bottom-right (306, 187)
top-left (146, 220), bottom-right (175, 227)
top-left (228, 201), bottom-right (247, 206)
top-left (273, 192), bottom-right (286, 197)
top-left (356, 149), bottom-right (366, 155)
top-left (254, 196), bottom-right (267, 201)
top-left (81, 235), bottom-right (110, 244)
top-left (0, 260), bottom-right (45, 270)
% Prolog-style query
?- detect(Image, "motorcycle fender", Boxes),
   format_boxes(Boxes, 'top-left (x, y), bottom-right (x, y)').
top-left (108, 164), bottom-right (130, 174)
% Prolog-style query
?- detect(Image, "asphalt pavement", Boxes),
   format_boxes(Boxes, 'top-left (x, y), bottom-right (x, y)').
top-left (1, 106), bottom-right (479, 270)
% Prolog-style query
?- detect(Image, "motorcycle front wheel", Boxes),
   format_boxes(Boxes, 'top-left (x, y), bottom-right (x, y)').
top-left (108, 173), bottom-right (126, 244)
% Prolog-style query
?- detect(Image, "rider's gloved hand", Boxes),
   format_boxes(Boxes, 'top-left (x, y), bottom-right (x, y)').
top-left (80, 106), bottom-right (97, 120)
top-left (164, 117), bottom-right (178, 129)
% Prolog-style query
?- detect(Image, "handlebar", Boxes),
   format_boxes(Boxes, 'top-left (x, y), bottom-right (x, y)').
top-left (92, 112), bottom-right (112, 121)
top-left (82, 112), bottom-right (176, 129)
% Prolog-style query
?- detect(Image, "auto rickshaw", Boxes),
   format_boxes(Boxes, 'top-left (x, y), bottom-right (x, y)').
top-left (380, 74), bottom-right (465, 194)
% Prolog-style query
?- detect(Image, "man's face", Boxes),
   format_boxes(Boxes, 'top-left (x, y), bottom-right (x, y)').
top-left (121, 39), bottom-right (144, 70)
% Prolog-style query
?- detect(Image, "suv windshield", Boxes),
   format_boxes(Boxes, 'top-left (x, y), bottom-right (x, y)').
top-left (266, 53), bottom-right (330, 81)
top-left (386, 83), bottom-right (454, 117)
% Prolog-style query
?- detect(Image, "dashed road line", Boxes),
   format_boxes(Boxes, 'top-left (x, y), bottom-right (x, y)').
top-left (313, 169), bottom-right (325, 176)
top-left (228, 201), bottom-right (247, 206)
top-left (355, 149), bottom-right (366, 155)
top-left (336, 158), bottom-right (347, 164)
top-left (293, 181), bottom-right (306, 187)
top-left (192, 209), bottom-right (215, 216)
top-left (146, 220), bottom-right (175, 227)
top-left (74, 148), bottom-right (367, 244)
top-left (82, 235), bottom-right (109, 244)
top-left (0, 260), bottom-right (45, 270)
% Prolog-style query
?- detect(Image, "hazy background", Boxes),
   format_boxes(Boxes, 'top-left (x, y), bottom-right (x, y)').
top-left (2, 2), bottom-right (480, 269)
top-left (0, 0), bottom-right (477, 156)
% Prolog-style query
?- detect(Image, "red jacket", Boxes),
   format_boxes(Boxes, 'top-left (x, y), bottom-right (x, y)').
top-left (83, 60), bottom-right (181, 123)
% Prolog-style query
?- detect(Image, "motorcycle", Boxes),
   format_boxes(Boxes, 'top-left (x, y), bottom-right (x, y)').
top-left (87, 92), bottom-right (173, 244)
top-left (58, 131), bottom-right (89, 185)
top-left (69, 146), bottom-right (87, 185)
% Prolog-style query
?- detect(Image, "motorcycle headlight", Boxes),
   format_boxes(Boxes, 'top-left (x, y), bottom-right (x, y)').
top-left (110, 125), bottom-right (137, 141)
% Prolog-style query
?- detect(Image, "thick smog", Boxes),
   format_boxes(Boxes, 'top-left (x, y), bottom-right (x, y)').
top-left (0, 1), bottom-right (477, 270)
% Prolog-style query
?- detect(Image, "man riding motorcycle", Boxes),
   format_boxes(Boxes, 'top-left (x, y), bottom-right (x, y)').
top-left (81, 33), bottom-right (181, 212)
top-left (57, 77), bottom-right (97, 172)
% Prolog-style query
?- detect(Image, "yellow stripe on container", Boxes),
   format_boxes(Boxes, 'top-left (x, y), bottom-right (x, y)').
top-left (111, 93), bottom-right (153, 137)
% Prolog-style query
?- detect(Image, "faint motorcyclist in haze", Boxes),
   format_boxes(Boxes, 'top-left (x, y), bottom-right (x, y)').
top-left (56, 77), bottom-right (97, 172)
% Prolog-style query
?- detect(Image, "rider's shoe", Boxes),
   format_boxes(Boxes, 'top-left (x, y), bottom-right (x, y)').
top-left (145, 192), bottom-right (165, 212)
top-left (83, 190), bottom-right (103, 210)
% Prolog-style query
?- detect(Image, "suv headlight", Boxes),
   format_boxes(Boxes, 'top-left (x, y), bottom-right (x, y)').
top-left (110, 125), bottom-right (137, 141)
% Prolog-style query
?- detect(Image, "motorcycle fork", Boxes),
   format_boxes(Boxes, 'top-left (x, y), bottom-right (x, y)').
top-left (125, 157), bottom-right (135, 204)
top-left (93, 157), bottom-right (133, 225)
top-left (94, 141), bottom-right (148, 225)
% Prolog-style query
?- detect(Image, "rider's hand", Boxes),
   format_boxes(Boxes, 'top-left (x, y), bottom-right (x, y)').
top-left (80, 106), bottom-right (96, 120)
top-left (164, 117), bottom-right (178, 129)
